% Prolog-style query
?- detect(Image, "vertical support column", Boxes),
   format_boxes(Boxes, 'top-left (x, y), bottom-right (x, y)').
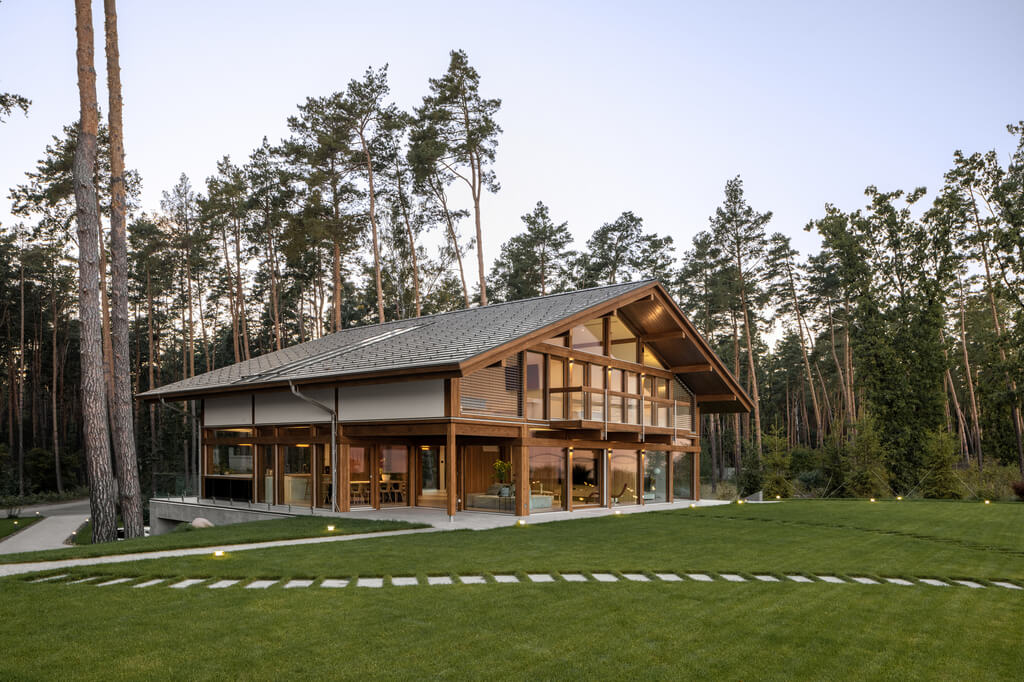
top-left (694, 406), bottom-right (701, 502)
top-left (513, 425), bottom-right (528, 517)
top-left (667, 448), bottom-right (674, 503)
top-left (338, 432), bottom-right (350, 512)
top-left (566, 447), bottom-right (573, 512)
top-left (446, 422), bottom-right (457, 518)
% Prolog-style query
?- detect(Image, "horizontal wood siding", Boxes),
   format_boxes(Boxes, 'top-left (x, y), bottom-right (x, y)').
top-left (461, 353), bottom-right (522, 418)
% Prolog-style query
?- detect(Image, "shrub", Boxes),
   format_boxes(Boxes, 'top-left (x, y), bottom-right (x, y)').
top-left (919, 430), bottom-right (961, 499)
top-left (958, 464), bottom-right (1020, 501)
top-left (1012, 480), bottom-right (1024, 502)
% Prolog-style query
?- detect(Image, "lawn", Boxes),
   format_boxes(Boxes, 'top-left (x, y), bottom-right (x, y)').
top-left (0, 515), bottom-right (426, 563)
top-left (1, 500), bottom-right (1021, 680)
top-left (0, 515), bottom-right (40, 541)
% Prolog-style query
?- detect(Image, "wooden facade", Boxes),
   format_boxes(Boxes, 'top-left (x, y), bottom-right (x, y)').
top-left (164, 283), bottom-right (750, 517)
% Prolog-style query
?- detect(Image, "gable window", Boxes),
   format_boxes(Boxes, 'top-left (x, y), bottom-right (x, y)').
top-left (571, 319), bottom-right (605, 356)
top-left (609, 314), bottom-right (637, 363)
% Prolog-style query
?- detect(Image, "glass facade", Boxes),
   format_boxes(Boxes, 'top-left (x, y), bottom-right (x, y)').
top-left (529, 447), bottom-right (565, 512)
top-left (609, 314), bottom-right (637, 363)
top-left (380, 445), bottom-right (409, 506)
top-left (282, 444), bottom-right (312, 506)
top-left (609, 450), bottom-right (639, 506)
top-left (572, 320), bottom-right (604, 355)
top-left (571, 449), bottom-right (602, 506)
top-left (349, 446), bottom-right (371, 507)
top-left (210, 444), bottom-right (253, 475)
top-left (672, 452), bottom-right (694, 500)
top-left (644, 451), bottom-right (668, 503)
top-left (525, 352), bottom-right (544, 419)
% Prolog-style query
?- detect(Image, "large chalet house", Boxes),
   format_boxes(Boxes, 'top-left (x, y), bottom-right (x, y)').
top-left (139, 281), bottom-right (751, 518)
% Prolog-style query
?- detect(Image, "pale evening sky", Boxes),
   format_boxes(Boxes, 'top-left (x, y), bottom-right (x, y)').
top-left (1, 0), bottom-right (1022, 277)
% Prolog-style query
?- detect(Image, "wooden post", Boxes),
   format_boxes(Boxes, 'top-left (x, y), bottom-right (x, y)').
top-left (513, 425), bottom-right (528, 516)
top-left (566, 447), bottom-right (573, 512)
top-left (694, 406), bottom-right (701, 502)
top-left (338, 434), bottom-right (350, 512)
top-left (446, 422), bottom-right (457, 517)
top-left (667, 449), bottom-right (674, 503)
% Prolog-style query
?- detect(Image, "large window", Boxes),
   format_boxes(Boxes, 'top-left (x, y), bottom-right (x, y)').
top-left (549, 357), bottom-right (565, 419)
top-left (673, 452), bottom-right (694, 499)
top-left (349, 446), bottom-right (371, 507)
top-left (571, 449), bottom-right (602, 507)
top-left (525, 352), bottom-right (545, 419)
top-left (644, 451), bottom-right (668, 503)
top-left (609, 314), bottom-right (637, 363)
top-left (529, 447), bottom-right (566, 512)
top-left (572, 319), bottom-right (605, 356)
top-left (609, 450), bottom-right (639, 506)
top-left (282, 444), bottom-right (312, 506)
top-left (463, 445), bottom-right (513, 513)
top-left (210, 444), bottom-right (253, 476)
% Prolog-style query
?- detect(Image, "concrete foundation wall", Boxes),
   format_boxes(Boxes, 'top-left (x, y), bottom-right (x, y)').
top-left (149, 499), bottom-right (292, 535)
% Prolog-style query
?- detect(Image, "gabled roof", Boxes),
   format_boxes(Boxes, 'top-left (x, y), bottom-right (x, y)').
top-left (139, 280), bottom-right (752, 413)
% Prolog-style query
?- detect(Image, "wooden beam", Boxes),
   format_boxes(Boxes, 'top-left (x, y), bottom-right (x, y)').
top-left (513, 425), bottom-right (528, 516)
top-left (670, 363), bottom-right (713, 374)
top-left (446, 422), bottom-right (457, 516)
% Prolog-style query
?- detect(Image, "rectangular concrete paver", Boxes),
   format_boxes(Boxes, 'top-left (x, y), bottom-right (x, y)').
top-left (721, 574), bottom-right (746, 582)
top-left (561, 573), bottom-right (588, 582)
top-left (320, 579), bottom-right (349, 588)
top-left (427, 576), bottom-right (453, 585)
top-left (686, 573), bottom-right (713, 582)
top-left (993, 581), bottom-right (1022, 590)
top-left (527, 574), bottom-right (554, 583)
top-left (786, 575), bottom-right (813, 583)
top-left (133, 579), bottom-right (165, 588)
top-left (623, 573), bottom-right (650, 582)
top-left (920, 579), bottom-right (948, 587)
top-left (245, 580), bottom-right (277, 589)
top-left (208, 580), bottom-right (239, 589)
top-left (493, 575), bottom-right (519, 583)
top-left (851, 577), bottom-right (879, 585)
top-left (655, 573), bottom-right (682, 582)
top-left (458, 576), bottom-right (485, 584)
top-left (885, 578), bottom-right (913, 586)
top-left (592, 573), bottom-right (619, 582)
top-left (170, 579), bottom-right (205, 589)
top-left (953, 580), bottom-right (984, 589)
top-left (96, 577), bottom-right (134, 587)
top-left (69, 576), bottom-right (99, 584)
top-left (754, 575), bottom-right (780, 582)
top-left (357, 578), bottom-right (384, 588)
top-left (284, 579), bottom-right (313, 589)
top-left (818, 576), bottom-right (845, 584)
top-left (392, 577), bottom-right (418, 586)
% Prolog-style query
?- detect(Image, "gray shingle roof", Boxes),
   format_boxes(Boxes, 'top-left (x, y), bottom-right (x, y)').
top-left (139, 280), bottom-right (654, 399)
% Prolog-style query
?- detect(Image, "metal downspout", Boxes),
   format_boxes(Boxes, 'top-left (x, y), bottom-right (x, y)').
top-left (288, 381), bottom-right (339, 513)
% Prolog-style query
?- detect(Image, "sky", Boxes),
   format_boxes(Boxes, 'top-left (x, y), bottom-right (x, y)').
top-left (1, 0), bottom-right (1023, 273)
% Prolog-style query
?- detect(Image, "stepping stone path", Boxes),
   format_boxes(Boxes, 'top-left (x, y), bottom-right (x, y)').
top-left (392, 577), bottom-right (418, 586)
top-left (29, 572), bottom-right (1022, 593)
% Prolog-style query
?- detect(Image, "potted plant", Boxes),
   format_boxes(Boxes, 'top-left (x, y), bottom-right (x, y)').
top-left (493, 460), bottom-right (512, 496)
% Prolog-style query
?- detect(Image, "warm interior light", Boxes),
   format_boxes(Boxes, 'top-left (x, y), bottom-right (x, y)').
top-left (327, 525), bottom-right (336, 531)
top-left (296, 443), bottom-right (310, 448)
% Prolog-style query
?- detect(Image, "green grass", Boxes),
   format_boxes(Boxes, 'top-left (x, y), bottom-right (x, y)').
top-left (0, 515), bottom-right (426, 563)
top-left (55, 499), bottom-right (1024, 582)
top-left (2, 500), bottom-right (1021, 680)
top-left (0, 515), bottom-right (41, 540)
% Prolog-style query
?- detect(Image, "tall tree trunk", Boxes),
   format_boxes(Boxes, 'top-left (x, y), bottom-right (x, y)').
top-left (52, 285), bottom-right (63, 494)
top-left (738, 275), bottom-right (763, 460)
top-left (17, 254), bottom-right (25, 496)
top-left (432, 176), bottom-right (469, 308)
top-left (74, 0), bottom-right (117, 543)
top-left (358, 131), bottom-right (386, 323)
top-left (332, 240), bottom-right (342, 332)
top-left (104, 0), bottom-right (144, 538)
top-left (395, 170), bottom-right (422, 317)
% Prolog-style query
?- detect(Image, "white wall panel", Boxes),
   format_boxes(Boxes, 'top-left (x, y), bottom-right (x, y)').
top-left (339, 380), bottom-right (444, 421)
top-left (254, 387), bottom-right (335, 424)
top-left (204, 395), bottom-right (252, 427)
